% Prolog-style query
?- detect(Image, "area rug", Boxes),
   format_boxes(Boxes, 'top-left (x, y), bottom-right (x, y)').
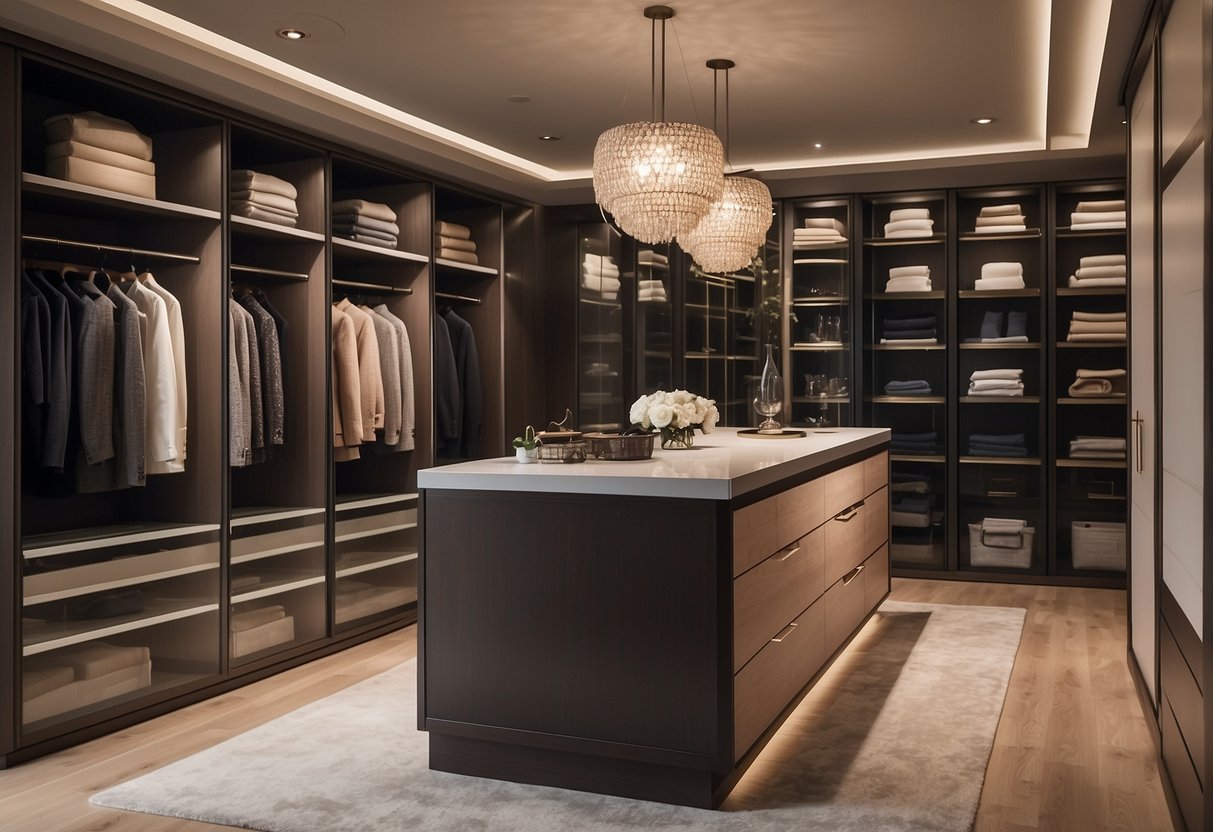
top-left (92, 600), bottom-right (1025, 831)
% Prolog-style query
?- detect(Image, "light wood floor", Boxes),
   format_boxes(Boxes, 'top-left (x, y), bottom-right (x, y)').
top-left (0, 579), bottom-right (1174, 832)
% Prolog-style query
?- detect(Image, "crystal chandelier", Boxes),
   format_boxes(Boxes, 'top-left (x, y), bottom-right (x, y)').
top-left (679, 59), bottom-right (773, 274)
top-left (592, 6), bottom-right (723, 245)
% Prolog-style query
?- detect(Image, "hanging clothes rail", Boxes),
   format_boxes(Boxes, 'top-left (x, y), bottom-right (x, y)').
top-left (231, 264), bottom-right (309, 282)
top-left (332, 278), bottom-right (413, 295)
top-left (435, 291), bottom-right (481, 305)
top-left (21, 234), bottom-right (201, 264)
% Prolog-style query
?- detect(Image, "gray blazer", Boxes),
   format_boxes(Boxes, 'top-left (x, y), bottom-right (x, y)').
top-left (361, 305), bottom-right (401, 446)
top-left (239, 293), bottom-right (284, 449)
top-left (107, 282), bottom-right (146, 488)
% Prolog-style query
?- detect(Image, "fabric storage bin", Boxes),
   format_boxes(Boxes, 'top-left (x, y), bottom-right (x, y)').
top-left (1071, 521), bottom-right (1126, 570)
top-left (968, 520), bottom-right (1035, 568)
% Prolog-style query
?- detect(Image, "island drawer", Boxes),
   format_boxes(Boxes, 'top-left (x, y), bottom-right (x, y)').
top-left (865, 486), bottom-right (889, 556)
top-left (823, 546), bottom-right (888, 655)
top-left (733, 596), bottom-right (826, 761)
top-left (864, 451), bottom-right (889, 496)
top-left (733, 526), bottom-right (825, 672)
top-left (732, 477), bottom-right (823, 578)
top-left (823, 498), bottom-right (869, 585)
top-left (822, 460), bottom-right (865, 519)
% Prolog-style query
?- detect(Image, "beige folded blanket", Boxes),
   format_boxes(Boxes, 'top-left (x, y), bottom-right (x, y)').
top-left (1069, 369), bottom-right (1127, 397)
top-left (45, 111), bottom-right (153, 161)
top-left (888, 207), bottom-right (931, 222)
top-left (1076, 199), bottom-right (1125, 213)
top-left (46, 140), bottom-right (155, 175)
top-left (884, 219), bottom-right (934, 233)
top-left (232, 604), bottom-right (286, 633)
top-left (436, 235), bottom-right (476, 253)
top-left (974, 224), bottom-right (1027, 233)
top-left (1074, 265), bottom-right (1126, 280)
top-left (333, 198), bottom-right (396, 223)
top-left (22, 664), bottom-right (74, 699)
top-left (46, 156), bottom-right (156, 199)
top-left (889, 265), bottom-right (930, 278)
top-left (232, 170), bottom-right (298, 200)
top-left (1069, 320), bottom-right (1126, 334)
top-left (804, 217), bottom-right (847, 232)
top-left (981, 261), bottom-right (1024, 278)
top-left (232, 203), bottom-right (298, 227)
top-left (1072, 211), bottom-right (1126, 224)
top-left (1068, 275), bottom-right (1126, 288)
top-left (1079, 254), bottom-right (1126, 268)
top-left (435, 220), bottom-right (471, 239)
top-left (970, 368), bottom-right (1023, 381)
top-left (334, 215), bottom-right (400, 236)
top-left (1067, 331), bottom-right (1126, 342)
top-left (976, 214), bottom-right (1026, 227)
top-left (439, 248), bottom-right (480, 265)
top-left (54, 643), bottom-right (151, 679)
top-left (884, 229), bottom-right (932, 239)
top-left (978, 204), bottom-right (1022, 217)
top-left (1072, 310), bottom-right (1126, 322)
top-left (230, 190), bottom-right (299, 215)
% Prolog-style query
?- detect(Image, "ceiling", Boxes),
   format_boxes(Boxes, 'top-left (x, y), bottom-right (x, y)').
top-left (0, 0), bottom-right (1149, 204)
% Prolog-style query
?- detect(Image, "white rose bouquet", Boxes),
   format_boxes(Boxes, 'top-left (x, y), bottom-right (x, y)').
top-left (629, 389), bottom-right (719, 449)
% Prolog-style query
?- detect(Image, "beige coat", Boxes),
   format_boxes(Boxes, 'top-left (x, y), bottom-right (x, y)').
top-left (331, 304), bottom-right (362, 461)
top-left (336, 299), bottom-right (385, 437)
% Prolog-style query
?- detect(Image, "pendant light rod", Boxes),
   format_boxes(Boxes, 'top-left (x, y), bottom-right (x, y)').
top-left (645, 5), bottom-right (674, 122)
top-left (706, 58), bottom-right (735, 164)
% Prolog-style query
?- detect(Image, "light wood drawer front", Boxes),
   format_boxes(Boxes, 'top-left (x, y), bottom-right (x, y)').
top-left (863, 544), bottom-right (890, 613)
top-left (776, 477), bottom-right (825, 551)
top-left (824, 501), bottom-right (867, 587)
top-left (823, 563), bottom-right (868, 656)
top-left (733, 495), bottom-right (783, 578)
top-left (733, 528), bottom-right (825, 672)
top-left (822, 460), bottom-right (864, 519)
top-left (864, 451), bottom-right (889, 496)
top-left (864, 486), bottom-right (889, 557)
top-left (733, 598), bottom-right (826, 761)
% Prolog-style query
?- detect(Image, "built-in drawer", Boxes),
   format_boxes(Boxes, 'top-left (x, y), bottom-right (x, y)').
top-left (733, 478), bottom-right (823, 578)
top-left (734, 526), bottom-right (825, 672)
top-left (864, 450), bottom-right (889, 497)
top-left (733, 597), bottom-right (826, 761)
top-left (1161, 622), bottom-right (1205, 786)
top-left (823, 559), bottom-right (868, 656)
top-left (864, 544), bottom-right (890, 612)
top-left (822, 459), bottom-right (865, 519)
top-left (864, 486), bottom-right (889, 557)
top-left (824, 499), bottom-right (868, 586)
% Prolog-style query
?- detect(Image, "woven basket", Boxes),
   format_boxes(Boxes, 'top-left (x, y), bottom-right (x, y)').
top-left (583, 432), bottom-right (656, 461)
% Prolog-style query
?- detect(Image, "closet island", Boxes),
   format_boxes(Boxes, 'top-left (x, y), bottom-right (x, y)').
top-left (416, 426), bottom-right (890, 808)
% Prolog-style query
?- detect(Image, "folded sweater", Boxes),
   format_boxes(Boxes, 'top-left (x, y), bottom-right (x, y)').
top-left (888, 207), bottom-right (931, 222)
top-left (332, 199), bottom-right (396, 223)
top-left (46, 140), bottom-right (155, 175)
top-left (232, 170), bottom-right (297, 200)
top-left (44, 111), bottom-right (153, 161)
top-left (436, 220), bottom-right (471, 240)
top-left (889, 265), bottom-right (930, 278)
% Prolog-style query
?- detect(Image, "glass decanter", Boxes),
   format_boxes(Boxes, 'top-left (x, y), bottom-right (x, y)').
top-left (754, 344), bottom-right (784, 433)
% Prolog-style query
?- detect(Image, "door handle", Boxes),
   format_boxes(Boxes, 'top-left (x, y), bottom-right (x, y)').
top-left (771, 622), bottom-right (798, 643)
top-left (834, 503), bottom-right (862, 522)
top-left (776, 545), bottom-right (801, 562)
top-left (843, 564), bottom-right (866, 585)
top-left (1131, 411), bottom-right (1144, 473)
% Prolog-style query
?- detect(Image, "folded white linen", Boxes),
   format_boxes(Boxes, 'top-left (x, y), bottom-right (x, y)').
top-left (1079, 254), bottom-right (1126, 267)
top-left (1072, 310), bottom-right (1126, 322)
top-left (1070, 221), bottom-right (1126, 229)
top-left (879, 337), bottom-right (938, 345)
top-left (1075, 199), bottom-right (1125, 213)
top-left (794, 227), bottom-right (847, 237)
top-left (332, 199), bottom-right (396, 222)
top-left (233, 203), bottom-right (298, 227)
top-left (639, 280), bottom-right (665, 290)
top-left (638, 289), bottom-right (667, 300)
top-left (803, 217), bottom-right (847, 233)
top-left (233, 199), bottom-right (297, 219)
top-left (1068, 275), bottom-right (1127, 287)
top-left (230, 190), bottom-right (298, 215)
top-left (1067, 331), bottom-right (1126, 342)
top-left (884, 229), bottom-right (933, 239)
top-left (976, 214), bottom-right (1026, 228)
top-left (978, 203), bottom-right (1022, 217)
top-left (232, 170), bottom-right (297, 200)
top-left (888, 207), bottom-right (931, 222)
top-left (439, 248), bottom-right (480, 264)
top-left (582, 263), bottom-right (620, 277)
top-left (884, 219), bottom-right (934, 234)
top-left (582, 275), bottom-right (622, 293)
top-left (889, 265), bottom-right (930, 278)
top-left (46, 156), bottom-right (155, 199)
top-left (44, 111), bottom-right (153, 161)
top-left (793, 237), bottom-right (846, 246)
top-left (46, 140), bottom-right (155, 175)
top-left (974, 224), bottom-right (1028, 233)
top-left (335, 215), bottom-right (400, 236)
top-left (1071, 210), bottom-right (1126, 224)
top-left (437, 235), bottom-right (476, 253)
top-left (966, 387), bottom-right (1025, 397)
top-left (1070, 450), bottom-right (1127, 459)
top-left (601, 292), bottom-right (618, 301)
top-left (970, 378), bottom-right (1025, 391)
top-left (981, 336), bottom-right (1030, 343)
top-left (981, 261), bottom-right (1024, 278)
top-left (970, 368), bottom-right (1023, 380)
top-left (885, 278), bottom-right (933, 292)
top-left (637, 250), bottom-right (669, 264)
top-left (583, 253), bottom-right (617, 264)
top-left (973, 276), bottom-right (1026, 290)
top-left (1069, 320), bottom-right (1126, 334)
top-left (1074, 265), bottom-right (1127, 280)
top-left (434, 220), bottom-right (471, 240)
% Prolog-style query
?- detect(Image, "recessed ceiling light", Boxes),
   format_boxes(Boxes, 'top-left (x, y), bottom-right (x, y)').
top-left (276, 27), bottom-right (308, 40)
top-left (507, 95), bottom-right (532, 104)
top-left (538, 135), bottom-right (561, 141)
top-left (971, 117), bottom-right (996, 125)
top-left (813, 143), bottom-right (823, 149)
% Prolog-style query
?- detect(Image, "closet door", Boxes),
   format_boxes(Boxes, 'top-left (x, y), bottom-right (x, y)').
top-left (1129, 53), bottom-right (1157, 699)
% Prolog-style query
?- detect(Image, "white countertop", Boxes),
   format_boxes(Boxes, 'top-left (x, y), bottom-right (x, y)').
top-left (418, 427), bottom-right (890, 500)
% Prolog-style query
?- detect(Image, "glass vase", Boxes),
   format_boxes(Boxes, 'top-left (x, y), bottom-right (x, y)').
top-left (754, 344), bottom-right (783, 433)
top-left (660, 426), bottom-right (695, 450)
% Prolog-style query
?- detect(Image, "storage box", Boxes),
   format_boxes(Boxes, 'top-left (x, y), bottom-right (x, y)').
top-left (968, 521), bottom-right (1035, 569)
top-left (1071, 521), bottom-right (1126, 570)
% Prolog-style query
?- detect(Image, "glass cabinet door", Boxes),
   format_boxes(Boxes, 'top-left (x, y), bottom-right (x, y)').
top-left (577, 224), bottom-right (632, 432)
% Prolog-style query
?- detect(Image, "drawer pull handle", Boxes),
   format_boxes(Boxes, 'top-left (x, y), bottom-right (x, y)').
top-left (776, 545), bottom-right (801, 562)
top-left (842, 564), bottom-right (866, 585)
top-left (771, 622), bottom-right (798, 643)
top-left (834, 504), bottom-right (862, 522)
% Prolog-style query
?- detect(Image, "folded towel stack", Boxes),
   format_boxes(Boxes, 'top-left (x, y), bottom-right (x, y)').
top-left (968, 367), bottom-right (1024, 397)
top-left (1070, 199), bottom-right (1125, 230)
top-left (891, 495), bottom-right (933, 528)
top-left (1068, 367), bottom-right (1127, 397)
top-left (1068, 253), bottom-right (1127, 288)
top-left (1070, 435), bottom-right (1127, 460)
top-left (885, 264), bottom-right (932, 293)
top-left (638, 249), bottom-right (669, 268)
top-left (883, 206), bottom-right (935, 239)
top-left (891, 431), bottom-right (940, 455)
top-left (639, 279), bottom-right (668, 303)
top-left (583, 253), bottom-right (621, 299)
top-left (974, 261), bottom-right (1026, 290)
top-left (883, 379), bottom-right (932, 396)
top-left (332, 199), bottom-right (399, 249)
top-left (793, 217), bottom-right (847, 247)
top-left (974, 203), bottom-right (1028, 234)
top-left (968, 432), bottom-right (1028, 457)
top-left (44, 111), bottom-right (156, 199)
top-left (1067, 310), bottom-right (1126, 342)
top-left (434, 219), bottom-right (478, 263)
top-left (964, 309), bottom-right (1030, 343)
top-left (892, 472), bottom-right (931, 494)
top-left (881, 313), bottom-right (938, 344)
top-left (231, 170), bottom-right (299, 228)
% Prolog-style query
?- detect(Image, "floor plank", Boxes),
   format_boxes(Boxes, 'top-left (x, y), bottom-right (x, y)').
top-left (0, 581), bottom-right (1175, 831)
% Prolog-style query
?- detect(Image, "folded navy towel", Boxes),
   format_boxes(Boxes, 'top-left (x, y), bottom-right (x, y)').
top-left (883, 328), bottom-right (937, 340)
top-left (893, 496), bottom-right (932, 513)
top-left (968, 433), bottom-right (1026, 446)
top-left (969, 444), bottom-right (1029, 457)
top-left (980, 310), bottom-right (1004, 339)
top-left (884, 379), bottom-right (932, 393)
top-left (883, 314), bottom-right (938, 331)
top-left (1006, 310), bottom-right (1028, 339)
